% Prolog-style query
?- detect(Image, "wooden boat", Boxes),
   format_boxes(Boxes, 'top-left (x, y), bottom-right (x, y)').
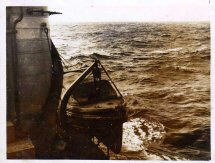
top-left (59, 59), bottom-right (127, 154)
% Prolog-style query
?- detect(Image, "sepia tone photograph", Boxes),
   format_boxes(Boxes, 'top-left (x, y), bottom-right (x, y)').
top-left (5, 0), bottom-right (211, 161)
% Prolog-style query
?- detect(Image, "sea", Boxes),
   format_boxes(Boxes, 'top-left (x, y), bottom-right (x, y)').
top-left (50, 22), bottom-right (210, 160)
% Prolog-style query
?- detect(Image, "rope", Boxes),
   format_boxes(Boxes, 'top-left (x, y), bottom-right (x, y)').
top-left (43, 27), bottom-right (58, 73)
top-left (97, 60), bottom-right (124, 99)
top-left (43, 27), bottom-right (72, 70)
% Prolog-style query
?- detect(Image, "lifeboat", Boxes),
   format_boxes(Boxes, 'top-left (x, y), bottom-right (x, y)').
top-left (59, 59), bottom-right (127, 154)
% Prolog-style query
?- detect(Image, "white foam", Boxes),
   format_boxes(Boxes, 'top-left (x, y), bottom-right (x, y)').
top-left (122, 118), bottom-right (166, 152)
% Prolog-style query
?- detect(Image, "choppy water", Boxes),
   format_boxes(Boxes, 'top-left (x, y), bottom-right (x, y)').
top-left (50, 22), bottom-right (210, 160)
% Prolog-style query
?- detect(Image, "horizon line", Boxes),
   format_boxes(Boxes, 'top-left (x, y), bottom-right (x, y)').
top-left (50, 20), bottom-right (210, 25)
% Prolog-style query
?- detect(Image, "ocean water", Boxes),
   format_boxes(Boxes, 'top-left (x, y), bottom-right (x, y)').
top-left (50, 22), bottom-right (210, 160)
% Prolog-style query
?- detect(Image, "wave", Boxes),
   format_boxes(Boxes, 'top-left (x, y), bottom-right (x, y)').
top-left (51, 22), bottom-right (210, 160)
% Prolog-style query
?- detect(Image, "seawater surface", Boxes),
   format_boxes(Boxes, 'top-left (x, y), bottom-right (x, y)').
top-left (51, 22), bottom-right (210, 160)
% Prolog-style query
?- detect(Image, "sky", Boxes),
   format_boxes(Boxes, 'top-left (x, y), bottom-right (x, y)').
top-left (46, 0), bottom-right (210, 24)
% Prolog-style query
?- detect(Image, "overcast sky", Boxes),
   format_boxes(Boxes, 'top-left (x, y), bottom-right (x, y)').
top-left (47, 0), bottom-right (210, 24)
